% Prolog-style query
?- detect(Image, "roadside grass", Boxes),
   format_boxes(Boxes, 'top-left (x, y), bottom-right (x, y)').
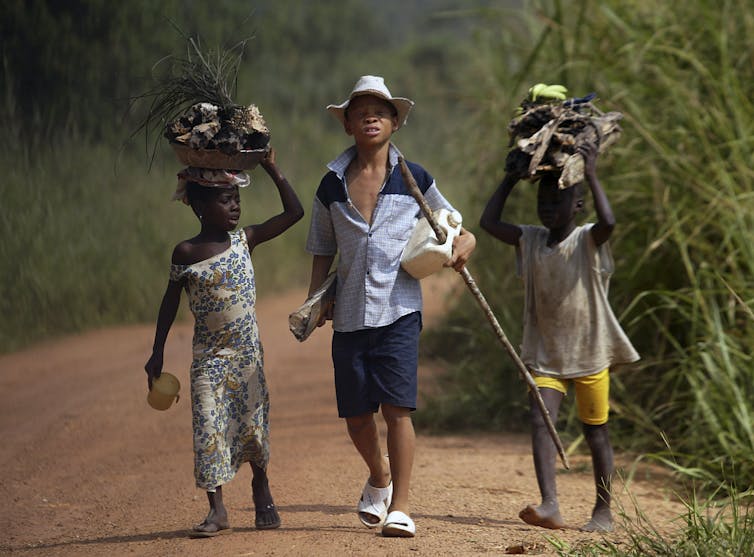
top-left (546, 482), bottom-right (754, 557)
top-left (419, 0), bottom-right (754, 494)
top-left (0, 126), bottom-right (334, 353)
top-left (0, 68), bottom-right (474, 355)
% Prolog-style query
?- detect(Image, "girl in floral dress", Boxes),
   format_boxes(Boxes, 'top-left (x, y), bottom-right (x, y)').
top-left (145, 148), bottom-right (303, 537)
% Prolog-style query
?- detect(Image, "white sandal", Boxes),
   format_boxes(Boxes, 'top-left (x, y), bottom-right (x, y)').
top-left (357, 481), bottom-right (393, 528)
top-left (382, 510), bottom-right (416, 537)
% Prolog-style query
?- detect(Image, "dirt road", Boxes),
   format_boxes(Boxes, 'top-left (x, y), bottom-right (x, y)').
top-left (1, 277), bottom-right (682, 556)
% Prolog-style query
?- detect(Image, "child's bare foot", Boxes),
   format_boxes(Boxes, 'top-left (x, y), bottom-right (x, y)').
top-left (519, 502), bottom-right (565, 529)
top-left (252, 474), bottom-right (281, 530)
top-left (581, 507), bottom-right (613, 532)
top-left (190, 508), bottom-right (231, 538)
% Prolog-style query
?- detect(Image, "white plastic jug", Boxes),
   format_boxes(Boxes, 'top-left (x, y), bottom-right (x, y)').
top-left (401, 209), bottom-right (463, 280)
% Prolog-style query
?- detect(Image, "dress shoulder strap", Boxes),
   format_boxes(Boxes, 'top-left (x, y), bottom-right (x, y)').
top-left (235, 228), bottom-right (250, 251)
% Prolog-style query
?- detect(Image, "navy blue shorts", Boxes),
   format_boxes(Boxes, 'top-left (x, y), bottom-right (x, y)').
top-left (332, 311), bottom-right (422, 418)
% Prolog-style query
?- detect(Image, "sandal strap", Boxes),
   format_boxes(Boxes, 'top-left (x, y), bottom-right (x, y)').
top-left (362, 481), bottom-right (392, 501)
top-left (358, 480), bottom-right (393, 526)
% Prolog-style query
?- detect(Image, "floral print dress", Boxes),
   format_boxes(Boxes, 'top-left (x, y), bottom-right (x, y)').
top-left (170, 229), bottom-right (269, 490)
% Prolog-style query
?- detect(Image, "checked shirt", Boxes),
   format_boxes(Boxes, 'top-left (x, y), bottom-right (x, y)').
top-left (306, 144), bottom-right (455, 332)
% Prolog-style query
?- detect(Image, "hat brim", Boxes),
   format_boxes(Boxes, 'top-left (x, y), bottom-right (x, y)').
top-left (327, 91), bottom-right (414, 130)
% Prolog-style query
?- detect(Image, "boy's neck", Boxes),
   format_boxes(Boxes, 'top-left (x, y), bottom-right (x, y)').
top-left (352, 140), bottom-right (391, 171)
top-left (546, 222), bottom-right (577, 246)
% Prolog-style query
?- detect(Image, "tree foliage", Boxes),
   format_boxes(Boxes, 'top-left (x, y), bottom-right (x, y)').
top-left (2, 1), bottom-right (275, 136)
top-left (0, 0), bottom-right (490, 352)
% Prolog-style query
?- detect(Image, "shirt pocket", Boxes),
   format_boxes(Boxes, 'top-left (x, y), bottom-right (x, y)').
top-left (385, 196), bottom-right (418, 240)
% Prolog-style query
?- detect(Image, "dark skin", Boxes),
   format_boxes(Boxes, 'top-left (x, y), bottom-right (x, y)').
top-left (144, 148), bottom-right (304, 535)
top-left (479, 142), bottom-right (615, 532)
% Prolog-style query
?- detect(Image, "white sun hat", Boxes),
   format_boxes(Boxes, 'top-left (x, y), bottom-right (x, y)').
top-left (327, 75), bottom-right (415, 130)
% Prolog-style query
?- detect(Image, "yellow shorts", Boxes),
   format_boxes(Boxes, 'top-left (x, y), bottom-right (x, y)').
top-left (533, 368), bottom-right (610, 425)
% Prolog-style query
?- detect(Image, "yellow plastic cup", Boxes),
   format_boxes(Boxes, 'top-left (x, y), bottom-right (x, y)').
top-left (147, 372), bottom-right (181, 411)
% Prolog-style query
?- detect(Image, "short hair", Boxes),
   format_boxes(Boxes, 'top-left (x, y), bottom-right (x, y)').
top-left (571, 181), bottom-right (585, 200)
top-left (538, 174), bottom-right (585, 200)
top-left (538, 172), bottom-right (559, 189)
top-left (185, 181), bottom-right (216, 208)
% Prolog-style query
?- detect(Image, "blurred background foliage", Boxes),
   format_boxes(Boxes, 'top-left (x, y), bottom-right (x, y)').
top-left (2, 0), bottom-right (754, 491)
top-left (0, 0), bottom-right (492, 349)
top-left (418, 0), bottom-right (754, 491)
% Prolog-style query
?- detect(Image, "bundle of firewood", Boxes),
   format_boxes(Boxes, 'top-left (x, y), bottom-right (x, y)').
top-left (505, 86), bottom-right (623, 189)
top-left (165, 102), bottom-right (269, 154)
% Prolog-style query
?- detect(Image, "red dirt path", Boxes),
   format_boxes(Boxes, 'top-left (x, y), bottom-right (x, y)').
top-left (0, 276), bottom-right (682, 556)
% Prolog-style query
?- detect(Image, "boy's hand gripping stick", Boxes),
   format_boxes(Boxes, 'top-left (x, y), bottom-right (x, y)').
top-left (398, 157), bottom-right (570, 470)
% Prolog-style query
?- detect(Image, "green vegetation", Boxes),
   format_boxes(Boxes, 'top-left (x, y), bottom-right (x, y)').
top-left (5, 1), bottom-right (754, 552)
top-left (0, 0), bottom-right (483, 351)
top-left (548, 483), bottom-right (754, 556)
top-left (0, 136), bottom-right (181, 351)
top-left (419, 0), bottom-right (754, 491)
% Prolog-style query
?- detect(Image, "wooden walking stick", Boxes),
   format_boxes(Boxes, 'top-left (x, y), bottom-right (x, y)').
top-left (399, 157), bottom-right (569, 470)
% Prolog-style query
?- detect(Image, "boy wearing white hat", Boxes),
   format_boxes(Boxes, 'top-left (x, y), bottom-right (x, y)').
top-left (305, 75), bottom-right (476, 537)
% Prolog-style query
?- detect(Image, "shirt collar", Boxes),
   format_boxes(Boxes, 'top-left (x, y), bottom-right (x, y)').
top-left (327, 143), bottom-right (404, 179)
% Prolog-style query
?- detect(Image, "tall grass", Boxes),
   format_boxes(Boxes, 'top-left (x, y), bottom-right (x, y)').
top-left (420, 0), bottom-right (754, 489)
top-left (0, 119), bottom-right (330, 353)
top-left (0, 134), bottom-right (182, 351)
top-left (0, 2), bottom-right (486, 353)
top-left (548, 484), bottom-right (754, 556)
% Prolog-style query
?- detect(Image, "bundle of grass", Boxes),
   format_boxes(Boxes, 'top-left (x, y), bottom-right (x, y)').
top-left (505, 84), bottom-right (622, 189)
top-left (132, 37), bottom-right (269, 169)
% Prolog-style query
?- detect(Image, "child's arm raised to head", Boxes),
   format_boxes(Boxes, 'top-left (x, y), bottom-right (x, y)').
top-left (144, 278), bottom-right (183, 390)
top-left (479, 172), bottom-right (524, 246)
top-left (245, 148), bottom-right (305, 249)
top-left (579, 142), bottom-right (615, 247)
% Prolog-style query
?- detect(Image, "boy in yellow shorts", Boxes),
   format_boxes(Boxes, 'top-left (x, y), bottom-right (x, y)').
top-left (479, 142), bottom-right (639, 532)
